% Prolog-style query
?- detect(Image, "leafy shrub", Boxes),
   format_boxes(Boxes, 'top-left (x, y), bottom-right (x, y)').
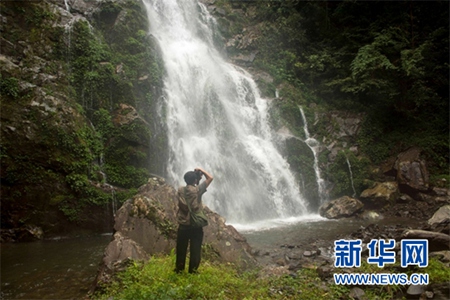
top-left (0, 75), bottom-right (20, 99)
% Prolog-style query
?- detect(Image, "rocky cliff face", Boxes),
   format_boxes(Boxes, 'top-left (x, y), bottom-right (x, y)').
top-left (0, 0), bottom-right (166, 240)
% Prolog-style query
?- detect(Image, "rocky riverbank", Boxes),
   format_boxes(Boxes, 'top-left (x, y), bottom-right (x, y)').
top-left (252, 202), bottom-right (449, 300)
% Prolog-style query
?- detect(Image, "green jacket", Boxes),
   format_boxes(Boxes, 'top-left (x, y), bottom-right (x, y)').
top-left (177, 182), bottom-right (207, 226)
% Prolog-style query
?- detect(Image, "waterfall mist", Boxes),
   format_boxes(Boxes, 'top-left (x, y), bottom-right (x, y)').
top-left (143, 0), bottom-right (308, 224)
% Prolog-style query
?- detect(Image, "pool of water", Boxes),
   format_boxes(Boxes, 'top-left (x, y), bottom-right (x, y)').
top-left (1, 234), bottom-right (112, 300)
top-left (237, 215), bottom-right (415, 252)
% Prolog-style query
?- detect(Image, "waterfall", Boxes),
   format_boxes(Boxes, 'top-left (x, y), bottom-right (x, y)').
top-left (346, 157), bottom-right (357, 197)
top-left (64, 0), bottom-right (70, 11)
top-left (99, 153), bottom-right (118, 217)
top-left (299, 106), bottom-right (327, 204)
top-left (143, 0), bottom-right (308, 224)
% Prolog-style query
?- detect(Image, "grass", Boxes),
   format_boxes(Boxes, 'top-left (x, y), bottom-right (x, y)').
top-left (91, 253), bottom-right (450, 300)
top-left (91, 253), bottom-right (347, 300)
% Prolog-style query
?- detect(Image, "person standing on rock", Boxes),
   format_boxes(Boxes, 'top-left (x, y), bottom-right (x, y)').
top-left (175, 167), bottom-right (213, 274)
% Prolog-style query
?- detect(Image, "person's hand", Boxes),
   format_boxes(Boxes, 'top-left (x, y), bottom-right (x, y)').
top-left (195, 167), bottom-right (213, 187)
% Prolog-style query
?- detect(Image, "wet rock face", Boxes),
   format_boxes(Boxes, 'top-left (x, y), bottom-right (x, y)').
top-left (360, 182), bottom-right (399, 209)
top-left (394, 147), bottom-right (430, 198)
top-left (93, 177), bottom-right (256, 290)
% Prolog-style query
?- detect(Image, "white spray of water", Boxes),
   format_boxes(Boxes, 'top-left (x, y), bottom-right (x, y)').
top-left (98, 153), bottom-right (118, 217)
top-left (64, 0), bottom-right (70, 11)
top-left (299, 106), bottom-right (327, 204)
top-left (143, 0), bottom-right (308, 224)
top-left (346, 157), bottom-right (357, 197)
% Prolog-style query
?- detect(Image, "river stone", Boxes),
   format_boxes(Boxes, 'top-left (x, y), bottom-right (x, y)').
top-left (103, 231), bottom-right (150, 268)
top-left (428, 205), bottom-right (450, 226)
top-left (349, 287), bottom-right (367, 300)
top-left (360, 210), bottom-right (382, 220)
top-left (319, 196), bottom-right (364, 219)
top-left (360, 182), bottom-right (399, 209)
top-left (406, 284), bottom-right (427, 297)
top-left (424, 291), bottom-right (434, 299)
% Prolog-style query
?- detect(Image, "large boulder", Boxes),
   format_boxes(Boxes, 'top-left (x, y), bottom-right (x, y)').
top-left (394, 147), bottom-right (430, 198)
top-left (401, 229), bottom-right (450, 252)
top-left (428, 205), bottom-right (450, 226)
top-left (359, 182), bottom-right (399, 209)
top-left (319, 196), bottom-right (364, 219)
top-left (428, 205), bottom-right (450, 234)
top-left (93, 177), bottom-right (256, 290)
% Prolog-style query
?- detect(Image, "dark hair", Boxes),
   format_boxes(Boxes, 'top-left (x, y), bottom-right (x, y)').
top-left (184, 171), bottom-right (197, 185)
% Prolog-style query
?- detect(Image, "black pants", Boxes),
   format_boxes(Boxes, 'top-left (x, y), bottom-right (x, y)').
top-left (175, 226), bottom-right (204, 273)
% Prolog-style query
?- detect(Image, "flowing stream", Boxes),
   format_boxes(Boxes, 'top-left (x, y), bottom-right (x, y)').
top-left (299, 106), bottom-right (327, 204)
top-left (346, 157), bottom-right (357, 197)
top-left (143, 0), bottom-right (308, 224)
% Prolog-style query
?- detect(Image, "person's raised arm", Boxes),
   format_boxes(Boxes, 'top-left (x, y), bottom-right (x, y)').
top-left (195, 167), bottom-right (213, 188)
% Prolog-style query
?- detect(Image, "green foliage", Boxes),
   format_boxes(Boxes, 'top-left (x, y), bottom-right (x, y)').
top-left (95, 254), bottom-right (450, 300)
top-left (0, 75), bottom-right (20, 99)
top-left (24, 3), bottom-right (55, 26)
top-left (92, 254), bottom-right (353, 300)
top-left (59, 201), bottom-right (81, 222)
top-left (68, 20), bottom-right (119, 113)
top-left (424, 257), bottom-right (450, 283)
top-left (62, 1), bottom-right (163, 189)
top-left (93, 109), bottom-right (116, 143)
top-left (105, 164), bottom-right (148, 188)
top-left (66, 174), bottom-right (89, 193)
top-left (116, 188), bottom-right (138, 204)
top-left (327, 150), bottom-right (371, 198)
top-left (0, 0), bottom-right (167, 232)
top-left (251, 0), bottom-right (449, 177)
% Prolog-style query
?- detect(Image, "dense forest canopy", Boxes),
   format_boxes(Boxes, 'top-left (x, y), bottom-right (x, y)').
top-left (249, 0), bottom-right (449, 175)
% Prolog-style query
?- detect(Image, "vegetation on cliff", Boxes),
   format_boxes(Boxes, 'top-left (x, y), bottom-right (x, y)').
top-left (262, 1), bottom-right (448, 172)
top-left (0, 0), bottom-right (166, 235)
top-left (216, 0), bottom-right (448, 199)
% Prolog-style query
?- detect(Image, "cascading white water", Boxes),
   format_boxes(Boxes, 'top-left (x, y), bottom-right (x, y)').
top-left (64, 0), bottom-right (70, 11)
top-left (99, 153), bottom-right (118, 217)
top-left (346, 157), bottom-right (357, 197)
top-left (143, 0), bottom-right (308, 224)
top-left (299, 106), bottom-right (327, 204)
